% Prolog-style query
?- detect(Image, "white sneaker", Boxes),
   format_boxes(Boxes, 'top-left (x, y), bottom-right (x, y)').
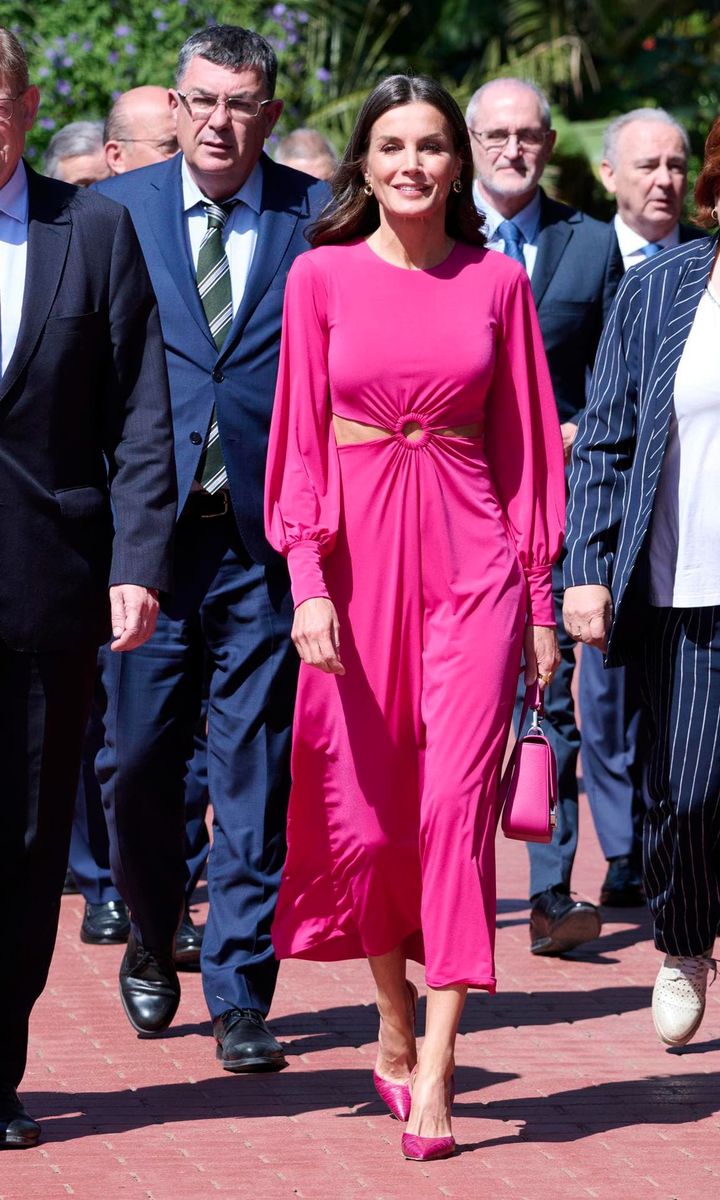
top-left (652, 952), bottom-right (716, 1047)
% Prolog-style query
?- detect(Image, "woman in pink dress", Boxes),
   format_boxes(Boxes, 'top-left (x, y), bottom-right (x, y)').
top-left (265, 75), bottom-right (564, 1159)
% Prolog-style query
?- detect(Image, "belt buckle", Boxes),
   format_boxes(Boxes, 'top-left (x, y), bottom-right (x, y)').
top-left (201, 488), bottom-right (229, 519)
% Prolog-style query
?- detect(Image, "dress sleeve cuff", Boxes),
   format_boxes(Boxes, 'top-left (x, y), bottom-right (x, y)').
top-left (287, 540), bottom-right (330, 608)
top-left (525, 565), bottom-right (555, 625)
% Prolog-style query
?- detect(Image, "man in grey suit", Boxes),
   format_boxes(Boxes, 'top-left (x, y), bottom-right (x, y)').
top-left (467, 77), bottom-right (622, 955)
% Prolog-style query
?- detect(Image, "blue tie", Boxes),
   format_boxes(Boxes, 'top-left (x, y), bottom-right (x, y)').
top-left (498, 219), bottom-right (526, 267)
top-left (641, 242), bottom-right (663, 258)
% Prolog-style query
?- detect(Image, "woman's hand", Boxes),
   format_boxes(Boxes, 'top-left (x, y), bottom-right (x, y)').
top-left (563, 585), bottom-right (613, 652)
top-left (523, 623), bottom-right (561, 688)
top-left (292, 597), bottom-right (345, 675)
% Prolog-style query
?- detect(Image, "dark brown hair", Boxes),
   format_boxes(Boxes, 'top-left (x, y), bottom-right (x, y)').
top-left (308, 74), bottom-right (486, 248)
top-left (695, 116), bottom-right (720, 229)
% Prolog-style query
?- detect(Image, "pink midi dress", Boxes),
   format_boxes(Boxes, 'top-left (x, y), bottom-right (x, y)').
top-left (265, 239), bottom-right (565, 991)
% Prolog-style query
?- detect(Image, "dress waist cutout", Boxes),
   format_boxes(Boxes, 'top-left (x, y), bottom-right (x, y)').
top-left (332, 413), bottom-right (483, 446)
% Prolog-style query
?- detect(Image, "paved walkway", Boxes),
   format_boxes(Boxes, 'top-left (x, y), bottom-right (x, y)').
top-left (3, 802), bottom-right (719, 1200)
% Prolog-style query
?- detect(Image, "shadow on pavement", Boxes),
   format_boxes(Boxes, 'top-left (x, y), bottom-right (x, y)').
top-left (24, 1066), bottom-right (720, 1148)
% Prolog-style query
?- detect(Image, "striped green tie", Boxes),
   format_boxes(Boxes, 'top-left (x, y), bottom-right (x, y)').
top-left (195, 200), bottom-right (234, 493)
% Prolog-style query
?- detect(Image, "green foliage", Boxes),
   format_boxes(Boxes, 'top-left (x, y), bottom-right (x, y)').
top-left (2, 0), bottom-right (720, 207)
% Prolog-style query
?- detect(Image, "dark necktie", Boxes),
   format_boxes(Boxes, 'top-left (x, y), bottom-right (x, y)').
top-left (641, 242), bottom-right (663, 258)
top-left (195, 200), bottom-right (235, 493)
top-left (497, 219), bottom-right (526, 268)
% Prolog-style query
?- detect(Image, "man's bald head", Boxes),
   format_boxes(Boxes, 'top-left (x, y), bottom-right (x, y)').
top-left (104, 85), bottom-right (178, 174)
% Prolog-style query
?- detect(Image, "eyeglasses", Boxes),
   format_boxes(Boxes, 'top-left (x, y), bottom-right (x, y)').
top-left (0, 91), bottom-right (26, 122)
top-left (176, 91), bottom-right (274, 123)
top-left (469, 127), bottom-right (550, 152)
top-left (116, 137), bottom-right (179, 156)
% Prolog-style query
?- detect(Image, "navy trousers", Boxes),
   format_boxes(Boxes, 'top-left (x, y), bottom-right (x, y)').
top-left (70, 668), bottom-right (209, 906)
top-left (523, 563), bottom-right (581, 898)
top-left (0, 644), bottom-right (95, 1088)
top-left (578, 646), bottom-right (645, 862)
top-left (98, 511), bottom-right (296, 1018)
top-left (640, 606), bottom-right (720, 957)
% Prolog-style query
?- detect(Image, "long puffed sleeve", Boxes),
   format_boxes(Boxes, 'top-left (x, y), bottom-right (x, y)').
top-left (484, 269), bottom-right (566, 624)
top-left (265, 253), bottom-right (340, 607)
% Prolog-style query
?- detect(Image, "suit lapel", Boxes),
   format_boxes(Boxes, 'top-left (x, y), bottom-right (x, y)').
top-left (0, 166), bottom-right (71, 404)
top-left (531, 194), bottom-right (573, 307)
top-left (145, 156), bottom-right (216, 352)
top-left (220, 156), bottom-right (302, 360)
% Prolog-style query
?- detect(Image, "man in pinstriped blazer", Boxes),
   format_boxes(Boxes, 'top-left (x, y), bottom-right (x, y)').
top-left (574, 112), bottom-right (704, 915)
top-left (563, 205), bottom-right (720, 1048)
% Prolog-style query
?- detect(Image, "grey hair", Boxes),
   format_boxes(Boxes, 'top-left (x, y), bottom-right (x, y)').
top-left (44, 120), bottom-right (105, 179)
top-left (603, 108), bottom-right (690, 165)
top-left (275, 128), bottom-right (337, 167)
top-left (465, 77), bottom-right (552, 131)
top-left (176, 25), bottom-right (277, 96)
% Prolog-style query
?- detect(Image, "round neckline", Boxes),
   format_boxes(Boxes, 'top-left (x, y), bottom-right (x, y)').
top-left (361, 238), bottom-right (463, 274)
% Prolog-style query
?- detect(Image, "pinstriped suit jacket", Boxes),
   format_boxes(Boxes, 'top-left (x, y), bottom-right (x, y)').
top-left (563, 234), bottom-right (717, 665)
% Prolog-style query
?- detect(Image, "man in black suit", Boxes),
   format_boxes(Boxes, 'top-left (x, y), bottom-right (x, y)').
top-left (467, 78), bottom-right (622, 954)
top-left (0, 29), bottom-right (176, 1149)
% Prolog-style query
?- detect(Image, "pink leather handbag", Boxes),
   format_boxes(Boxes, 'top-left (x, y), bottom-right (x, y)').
top-left (498, 681), bottom-right (558, 843)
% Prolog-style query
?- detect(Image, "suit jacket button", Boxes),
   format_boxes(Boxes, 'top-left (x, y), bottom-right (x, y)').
top-left (212, 368), bottom-right (224, 383)
top-left (190, 431), bottom-right (203, 445)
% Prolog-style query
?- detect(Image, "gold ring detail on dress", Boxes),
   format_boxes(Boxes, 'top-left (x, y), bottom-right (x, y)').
top-left (539, 672), bottom-right (553, 685)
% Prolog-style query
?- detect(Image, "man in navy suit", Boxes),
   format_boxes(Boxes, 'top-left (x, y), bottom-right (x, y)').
top-left (0, 28), bottom-right (176, 1147)
top-left (575, 111), bottom-right (703, 910)
top-left (96, 25), bottom-right (330, 1070)
top-left (467, 78), bottom-right (622, 954)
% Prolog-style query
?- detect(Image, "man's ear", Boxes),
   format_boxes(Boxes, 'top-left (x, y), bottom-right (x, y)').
top-left (599, 159), bottom-right (617, 195)
top-left (21, 85), bottom-right (40, 131)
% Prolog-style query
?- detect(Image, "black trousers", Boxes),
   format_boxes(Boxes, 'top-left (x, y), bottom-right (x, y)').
top-left (0, 643), bottom-right (95, 1088)
top-left (640, 606), bottom-right (720, 956)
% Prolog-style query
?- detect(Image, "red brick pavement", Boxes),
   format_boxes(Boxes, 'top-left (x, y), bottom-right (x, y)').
top-left (2, 805), bottom-right (719, 1200)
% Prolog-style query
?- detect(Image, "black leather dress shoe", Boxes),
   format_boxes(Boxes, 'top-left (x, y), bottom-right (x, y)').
top-left (174, 909), bottom-right (203, 970)
top-left (81, 899), bottom-right (131, 945)
top-left (213, 1008), bottom-right (288, 1073)
top-left (119, 934), bottom-right (180, 1036)
top-left (599, 856), bottom-right (645, 907)
top-left (0, 1087), bottom-right (40, 1149)
top-left (530, 887), bottom-right (602, 955)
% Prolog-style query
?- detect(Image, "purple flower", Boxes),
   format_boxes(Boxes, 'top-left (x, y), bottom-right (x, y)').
top-left (68, 32), bottom-right (78, 44)
top-left (316, 67), bottom-right (331, 83)
top-left (272, 3), bottom-right (287, 15)
top-left (152, 5), bottom-right (165, 15)
top-left (124, 43), bottom-right (136, 55)
top-left (56, 79), bottom-right (72, 96)
top-left (274, 39), bottom-right (287, 52)
top-left (39, 116), bottom-right (56, 130)
top-left (108, 50), bottom-right (119, 65)
top-left (44, 46), bottom-right (56, 60)
top-left (157, 21), bottom-right (169, 32)
top-left (114, 24), bottom-right (131, 37)
top-left (297, 10), bottom-right (309, 22)
top-left (38, 66), bottom-right (50, 78)
top-left (82, 40), bottom-right (93, 52)
top-left (287, 32), bottom-right (298, 45)
top-left (62, 56), bottom-right (74, 67)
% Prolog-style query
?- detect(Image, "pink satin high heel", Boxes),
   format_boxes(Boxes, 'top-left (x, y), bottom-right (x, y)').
top-left (372, 980), bottom-right (418, 1120)
top-left (401, 1071), bottom-right (456, 1161)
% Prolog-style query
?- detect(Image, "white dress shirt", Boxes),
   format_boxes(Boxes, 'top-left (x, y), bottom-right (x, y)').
top-left (182, 157), bottom-right (263, 316)
top-left (613, 212), bottom-right (680, 272)
top-left (648, 285), bottom-right (720, 607)
top-left (473, 185), bottom-right (542, 279)
top-left (0, 160), bottom-right (29, 377)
